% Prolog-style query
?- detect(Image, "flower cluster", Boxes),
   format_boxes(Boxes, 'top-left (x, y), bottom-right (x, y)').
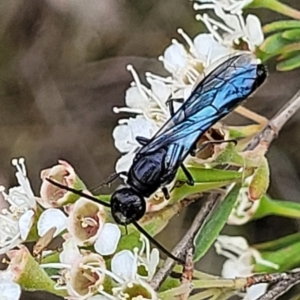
top-left (0, 158), bottom-right (159, 299)
top-left (112, 1), bottom-right (264, 174)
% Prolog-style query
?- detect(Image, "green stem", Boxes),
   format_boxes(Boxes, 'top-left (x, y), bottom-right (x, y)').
top-left (192, 278), bottom-right (247, 289)
top-left (159, 284), bottom-right (191, 300)
top-left (254, 196), bottom-right (300, 219)
top-left (188, 289), bottom-right (218, 300)
top-left (250, 0), bottom-right (300, 20)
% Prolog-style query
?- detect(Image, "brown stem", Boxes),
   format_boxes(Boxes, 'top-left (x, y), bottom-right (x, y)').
top-left (151, 194), bottom-right (219, 290)
top-left (256, 269), bottom-right (300, 300)
top-left (246, 88), bottom-right (300, 151)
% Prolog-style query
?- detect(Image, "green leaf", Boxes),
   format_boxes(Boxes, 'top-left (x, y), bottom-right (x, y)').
top-left (249, 0), bottom-right (300, 20)
top-left (193, 184), bottom-right (241, 262)
top-left (228, 125), bottom-right (264, 139)
top-left (116, 229), bottom-right (142, 252)
top-left (253, 195), bottom-right (300, 220)
top-left (277, 52), bottom-right (300, 71)
top-left (16, 248), bottom-right (66, 297)
top-left (159, 277), bottom-right (180, 292)
top-left (254, 241), bottom-right (300, 272)
top-left (177, 167), bottom-right (243, 183)
top-left (40, 251), bottom-right (60, 264)
top-left (263, 20), bottom-right (300, 34)
top-left (171, 180), bottom-right (238, 204)
top-left (254, 232), bottom-right (300, 251)
top-left (282, 29), bottom-right (300, 41)
top-left (260, 32), bottom-right (291, 55)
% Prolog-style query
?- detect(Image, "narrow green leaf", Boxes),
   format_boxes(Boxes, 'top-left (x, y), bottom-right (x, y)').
top-left (193, 184), bottom-right (241, 262)
top-left (177, 167), bottom-right (243, 183)
top-left (277, 52), bottom-right (300, 71)
top-left (254, 241), bottom-right (300, 273)
top-left (263, 20), bottom-right (300, 34)
top-left (171, 180), bottom-right (237, 203)
top-left (250, 0), bottom-right (300, 20)
top-left (282, 29), bottom-right (300, 41)
top-left (228, 125), bottom-right (264, 139)
top-left (260, 32), bottom-right (291, 55)
top-left (254, 232), bottom-right (300, 251)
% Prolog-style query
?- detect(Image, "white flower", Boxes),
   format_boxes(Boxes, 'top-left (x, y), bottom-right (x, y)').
top-left (159, 29), bottom-right (231, 87)
top-left (0, 158), bottom-right (37, 254)
top-left (111, 236), bottom-right (159, 283)
top-left (194, 0), bottom-right (253, 14)
top-left (195, 6), bottom-right (264, 51)
top-left (38, 199), bottom-right (121, 256)
top-left (42, 236), bottom-right (159, 300)
top-left (42, 240), bottom-right (107, 299)
top-left (113, 65), bottom-right (171, 123)
top-left (215, 235), bottom-right (278, 300)
top-left (227, 175), bottom-right (260, 225)
top-left (109, 237), bottom-right (159, 300)
top-left (113, 116), bottom-right (159, 173)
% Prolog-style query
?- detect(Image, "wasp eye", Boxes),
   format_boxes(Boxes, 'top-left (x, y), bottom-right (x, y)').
top-left (111, 188), bottom-right (146, 226)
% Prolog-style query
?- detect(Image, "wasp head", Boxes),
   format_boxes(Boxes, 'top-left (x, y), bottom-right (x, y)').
top-left (110, 187), bottom-right (146, 226)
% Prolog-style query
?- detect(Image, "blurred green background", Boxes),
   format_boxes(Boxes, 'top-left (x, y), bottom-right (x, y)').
top-left (1, 1), bottom-right (300, 298)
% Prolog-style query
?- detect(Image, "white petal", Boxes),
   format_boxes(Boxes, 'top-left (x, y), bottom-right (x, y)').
top-left (38, 208), bottom-right (67, 237)
top-left (19, 210), bottom-right (34, 240)
top-left (113, 124), bottom-right (136, 153)
top-left (115, 152), bottom-right (136, 173)
top-left (125, 86), bottom-right (150, 110)
top-left (246, 14), bottom-right (264, 46)
top-left (147, 78), bottom-right (171, 104)
top-left (0, 270), bottom-right (15, 281)
top-left (59, 238), bottom-right (81, 265)
top-left (194, 34), bottom-right (231, 63)
top-left (244, 284), bottom-right (268, 300)
top-left (148, 248), bottom-right (160, 279)
top-left (129, 117), bottom-right (158, 139)
top-left (94, 223), bottom-right (121, 256)
top-left (215, 6), bottom-right (240, 30)
top-left (113, 117), bottom-right (157, 155)
top-left (111, 250), bottom-right (137, 281)
top-left (6, 186), bottom-right (35, 210)
top-left (0, 281), bottom-right (21, 300)
top-left (163, 43), bottom-right (187, 73)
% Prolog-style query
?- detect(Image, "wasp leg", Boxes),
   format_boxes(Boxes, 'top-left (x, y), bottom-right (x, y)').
top-left (103, 172), bottom-right (127, 185)
top-left (162, 186), bottom-right (170, 200)
top-left (136, 136), bottom-right (150, 146)
top-left (180, 164), bottom-right (194, 186)
top-left (191, 139), bottom-right (237, 156)
top-left (89, 171), bottom-right (128, 192)
top-left (166, 98), bottom-right (184, 116)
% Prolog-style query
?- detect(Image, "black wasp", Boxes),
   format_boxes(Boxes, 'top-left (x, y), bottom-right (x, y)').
top-left (48, 53), bottom-right (267, 263)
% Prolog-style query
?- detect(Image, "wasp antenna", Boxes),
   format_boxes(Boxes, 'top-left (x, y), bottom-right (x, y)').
top-left (133, 221), bottom-right (185, 265)
top-left (46, 177), bottom-right (111, 208)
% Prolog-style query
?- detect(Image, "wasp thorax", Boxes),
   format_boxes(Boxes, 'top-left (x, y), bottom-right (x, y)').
top-left (110, 188), bottom-right (146, 226)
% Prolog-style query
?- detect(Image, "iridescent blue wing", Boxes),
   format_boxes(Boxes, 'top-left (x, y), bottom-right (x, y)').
top-left (138, 53), bottom-right (266, 163)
